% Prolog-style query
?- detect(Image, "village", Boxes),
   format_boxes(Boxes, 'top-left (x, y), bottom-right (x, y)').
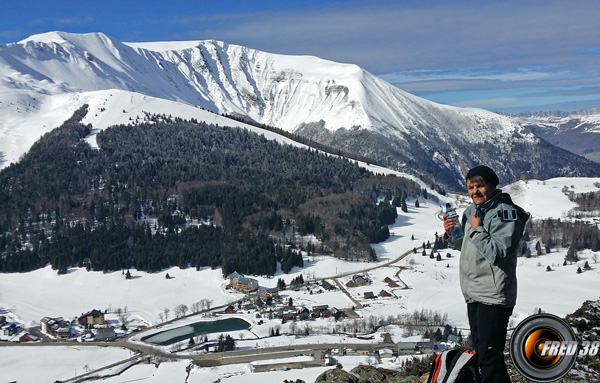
top-left (0, 308), bottom-right (117, 344)
top-left (0, 266), bottom-right (459, 368)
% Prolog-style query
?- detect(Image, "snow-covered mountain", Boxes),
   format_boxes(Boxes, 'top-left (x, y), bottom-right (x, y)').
top-left (517, 109), bottom-right (600, 163)
top-left (1, 31), bottom-right (599, 189)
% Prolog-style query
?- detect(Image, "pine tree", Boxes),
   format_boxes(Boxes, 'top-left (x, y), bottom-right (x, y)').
top-left (442, 325), bottom-right (452, 341)
top-left (434, 328), bottom-right (443, 342)
top-left (277, 278), bottom-right (286, 290)
top-left (401, 198), bottom-right (408, 213)
top-left (565, 243), bottom-right (578, 263)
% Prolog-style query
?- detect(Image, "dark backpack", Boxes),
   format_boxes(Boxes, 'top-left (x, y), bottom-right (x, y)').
top-left (427, 349), bottom-right (480, 383)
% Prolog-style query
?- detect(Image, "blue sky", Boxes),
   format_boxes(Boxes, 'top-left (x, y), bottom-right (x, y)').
top-left (1, 0), bottom-right (599, 113)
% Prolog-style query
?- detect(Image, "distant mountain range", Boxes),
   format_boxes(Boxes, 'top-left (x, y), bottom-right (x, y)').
top-left (514, 110), bottom-right (600, 163)
top-left (1, 31), bottom-right (599, 190)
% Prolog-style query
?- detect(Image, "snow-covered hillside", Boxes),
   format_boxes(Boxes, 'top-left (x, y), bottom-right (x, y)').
top-left (518, 110), bottom-right (600, 163)
top-left (6, 31), bottom-right (593, 190)
top-left (1, 177), bottom-right (599, 383)
top-left (3, 31), bottom-right (518, 137)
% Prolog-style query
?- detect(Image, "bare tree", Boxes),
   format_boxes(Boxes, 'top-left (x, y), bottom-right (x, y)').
top-left (163, 307), bottom-right (170, 321)
top-left (289, 320), bottom-right (297, 335)
top-left (119, 314), bottom-right (128, 328)
top-left (368, 315), bottom-right (377, 331)
top-left (199, 298), bottom-right (214, 311)
top-left (191, 301), bottom-right (202, 313)
top-left (174, 304), bottom-right (189, 318)
top-left (303, 323), bottom-right (311, 336)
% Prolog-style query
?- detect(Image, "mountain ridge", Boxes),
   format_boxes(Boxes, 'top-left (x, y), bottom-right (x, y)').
top-left (2, 31), bottom-right (599, 190)
top-left (516, 111), bottom-right (600, 163)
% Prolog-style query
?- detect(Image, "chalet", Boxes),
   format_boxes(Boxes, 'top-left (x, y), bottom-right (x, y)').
top-left (320, 280), bottom-right (335, 291)
top-left (228, 272), bottom-right (259, 293)
top-left (40, 316), bottom-right (71, 338)
top-left (236, 277), bottom-right (258, 293)
top-left (3, 323), bottom-right (19, 336)
top-left (55, 327), bottom-right (72, 340)
top-left (312, 305), bottom-right (329, 313)
top-left (96, 327), bottom-right (117, 341)
top-left (363, 291), bottom-right (376, 299)
top-left (346, 274), bottom-right (370, 288)
top-left (327, 307), bottom-right (342, 318)
top-left (224, 305), bottom-right (236, 314)
top-left (19, 333), bottom-right (39, 343)
top-left (40, 317), bottom-right (58, 334)
top-left (352, 274), bottom-right (369, 286)
top-left (242, 303), bottom-right (256, 311)
top-left (78, 309), bottom-right (105, 327)
top-left (379, 290), bottom-right (392, 298)
top-left (311, 305), bottom-right (329, 318)
top-left (388, 281), bottom-right (400, 288)
top-left (40, 317), bottom-right (50, 333)
top-left (383, 277), bottom-right (393, 283)
top-left (298, 307), bottom-right (310, 320)
top-left (227, 271), bottom-right (244, 287)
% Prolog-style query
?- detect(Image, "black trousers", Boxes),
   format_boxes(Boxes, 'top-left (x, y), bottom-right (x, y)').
top-left (467, 302), bottom-right (513, 383)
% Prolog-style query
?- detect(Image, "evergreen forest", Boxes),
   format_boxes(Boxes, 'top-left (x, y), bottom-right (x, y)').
top-left (0, 105), bottom-right (426, 275)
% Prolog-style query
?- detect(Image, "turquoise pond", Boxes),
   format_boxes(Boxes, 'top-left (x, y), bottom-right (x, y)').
top-left (142, 317), bottom-right (251, 345)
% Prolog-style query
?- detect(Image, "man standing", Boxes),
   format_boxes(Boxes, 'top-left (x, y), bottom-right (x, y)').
top-left (443, 165), bottom-right (530, 383)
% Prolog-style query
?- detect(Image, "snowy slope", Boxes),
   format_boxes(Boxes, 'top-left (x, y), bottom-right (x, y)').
top-left (3, 31), bottom-right (521, 138)
top-left (1, 177), bottom-right (599, 383)
top-left (518, 110), bottom-right (600, 163)
top-left (0, 31), bottom-right (543, 184)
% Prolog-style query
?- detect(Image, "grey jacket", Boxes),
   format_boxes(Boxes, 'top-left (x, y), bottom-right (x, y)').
top-left (452, 190), bottom-right (530, 307)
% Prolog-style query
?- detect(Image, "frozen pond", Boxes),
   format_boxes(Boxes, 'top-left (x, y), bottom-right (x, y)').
top-left (142, 317), bottom-right (251, 345)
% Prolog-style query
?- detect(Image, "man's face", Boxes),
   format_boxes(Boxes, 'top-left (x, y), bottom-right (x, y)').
top-left (467, 178), bottom-right (494, 205)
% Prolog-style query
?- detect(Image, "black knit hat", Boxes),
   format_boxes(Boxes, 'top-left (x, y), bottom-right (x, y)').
top-left (465, 165), bottom-right (499, 187)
